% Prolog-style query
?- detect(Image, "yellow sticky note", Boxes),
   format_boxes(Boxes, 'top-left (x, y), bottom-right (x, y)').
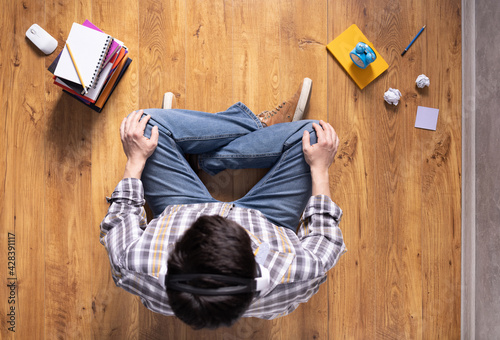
top-left (327, 24), bottom-right (388, 89)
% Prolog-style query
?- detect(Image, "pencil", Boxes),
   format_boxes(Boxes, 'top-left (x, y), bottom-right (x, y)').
top-left (401, 25), bottom-right (426, 56)
top-left (66, 43), bottom-right (88, 94)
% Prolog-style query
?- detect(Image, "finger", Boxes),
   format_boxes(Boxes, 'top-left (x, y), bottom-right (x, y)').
top-left (326, 123), bottom-right (337, 146)
top-left (130, 109), bottom-right (143, 126)
top-left (302, 130), bottom-right (311, 149)
top-left (329, 125), bottom-right (339, 143)
top-left (124, 110), bottom-right (137, 133)
top-left (319, 120), bottom-right (332, 139)
top-left (130, 110), bottom-right (147, 137)
top-left (318, 120), bottom-right (333, 145)
top-left (321, 120), bottom-right (331, 132)
top-left (120, 117), bottom-right (127, 139)
top-left (139, 113), bottom-right (151, 131)
top-left (330, 125), bottom-right (338, 141)
top-left (135, 109), bottom-right (144, 122)
top-left (312, 122), bottom-right (325, 141)
top-left (327, 123), bottom-right (336, 146)
top-left (150, 125), bottom-right (159, 146)
top-left (322, 121), bottom-right (334, 136)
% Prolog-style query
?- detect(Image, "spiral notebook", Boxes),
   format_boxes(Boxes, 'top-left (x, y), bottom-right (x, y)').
top-left (54, 23), bottom-right (112, 93)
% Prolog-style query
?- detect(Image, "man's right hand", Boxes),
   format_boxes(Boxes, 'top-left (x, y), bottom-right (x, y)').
top-left (302, 120), bottom-right (339, 197)
top-left (120, 110), bottom-right (159, 179)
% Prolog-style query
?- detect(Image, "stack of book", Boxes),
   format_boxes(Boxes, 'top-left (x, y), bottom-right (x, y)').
top-left (48, 21), bottom-right (132, 112)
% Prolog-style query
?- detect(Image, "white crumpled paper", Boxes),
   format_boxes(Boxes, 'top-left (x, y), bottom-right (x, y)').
top-left (384, 88), bottom-right (402, 106)
top-left (415, 74), bottom-right (430, 88)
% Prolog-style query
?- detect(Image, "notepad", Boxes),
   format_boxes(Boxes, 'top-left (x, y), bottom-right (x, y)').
top-left (327, 24), bottom-right (388, 89)
top-left (54, 23), bottom-right (112, 92)
top-left (82, 20), bottom-right (123, 67)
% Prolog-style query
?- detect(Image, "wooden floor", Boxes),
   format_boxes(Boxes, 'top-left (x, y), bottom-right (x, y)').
top-left (0, 0), bottom-right (461, 339)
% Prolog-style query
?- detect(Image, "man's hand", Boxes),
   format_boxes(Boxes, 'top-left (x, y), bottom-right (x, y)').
top-left (120, 110), bottom-right (159, 179)
top-left (302, 120), bottom-right (339, 198)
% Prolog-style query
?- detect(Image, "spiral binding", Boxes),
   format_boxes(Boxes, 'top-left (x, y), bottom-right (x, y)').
top-left (87, 35), bottom-right (112, 91)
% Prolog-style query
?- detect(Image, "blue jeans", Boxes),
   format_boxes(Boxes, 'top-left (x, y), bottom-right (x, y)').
top-left (141, 102), bottom-right (318, 231)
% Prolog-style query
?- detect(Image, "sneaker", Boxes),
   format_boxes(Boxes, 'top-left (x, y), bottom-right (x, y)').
top-left (162, 92), bottom-right (176, 109)
top-left (257, 78), bottom-right (312, 127)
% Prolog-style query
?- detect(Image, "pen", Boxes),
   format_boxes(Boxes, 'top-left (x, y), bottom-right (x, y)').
top-left (66, 43), bottom-right (88, 94)
top-left (401, 25), bottom-right (426, 56)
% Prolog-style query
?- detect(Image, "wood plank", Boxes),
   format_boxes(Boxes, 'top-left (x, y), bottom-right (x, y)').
top-left (0, 1), bottom-right (47, 338)
top-left (421, 0), bottom-right (462, 338)
top-left (185, 0), bottom-right (234, 204)
top-left (373, 2), bottom-right (426, 337)
top-left (230, 0), bottom-right (279, 208)
top-left (90, 0), bottom-right (142, 339)
top-left (232, 0), bottom-right (281, 114)
top-left (43, 0), bottom-right (93, 338)
top-left (185, 0), bottom-right (233, 113)
top-left (327, 1), bottom-right (380, 338)
top-left (280, 0), bottom-right (329, 121)
top-left (139, 0), bottom-right (186, 109)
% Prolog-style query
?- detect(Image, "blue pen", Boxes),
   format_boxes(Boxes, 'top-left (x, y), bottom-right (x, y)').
top-left (401, 25), bottom-right (426, 56)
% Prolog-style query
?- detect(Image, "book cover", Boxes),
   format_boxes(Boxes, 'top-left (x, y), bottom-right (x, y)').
top-left (65, 57), bottom-right (132, 112)
top-left (54, 23), bottom-right (112, 91)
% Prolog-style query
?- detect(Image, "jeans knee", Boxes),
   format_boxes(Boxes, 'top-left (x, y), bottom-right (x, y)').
top-left (282, 120), bottom-right (318, 149)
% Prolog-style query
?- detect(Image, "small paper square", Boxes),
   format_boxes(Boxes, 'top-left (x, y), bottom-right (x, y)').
top-left (415, 106), bottom-right (439, 131)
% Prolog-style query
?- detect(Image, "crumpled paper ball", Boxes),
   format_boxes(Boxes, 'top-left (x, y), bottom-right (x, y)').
top-left (416, 74), bottom-right (430, 88)
top-left (384, 88), bottom-right (402, 106)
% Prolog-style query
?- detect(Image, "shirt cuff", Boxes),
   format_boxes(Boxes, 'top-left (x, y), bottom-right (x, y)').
top-left (106, 178), bottom-right (146, 207)
top-left (302, 195), bottom-right (342, 222)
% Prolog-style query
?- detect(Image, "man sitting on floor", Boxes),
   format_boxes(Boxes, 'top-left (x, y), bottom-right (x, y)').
top-left (100, 78), bottom-right (346, 329)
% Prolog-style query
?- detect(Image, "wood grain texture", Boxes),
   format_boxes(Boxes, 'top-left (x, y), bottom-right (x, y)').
top-left (186, 0), bottom-right (237, 204)
top-left (328, 1), bottom-right (379, 338)
top-left (0, 1), bottom-right (47, 339)
top-left (43, 1), bottom-right (94, 339)
top-left (231, 0), bottom-right (279, 201)
top-left (0, 0), bottom-right (461, 339)
top-left (421, 1), bottom-right (462, 338)
top-left (374, 2), bottom-right (425, 338)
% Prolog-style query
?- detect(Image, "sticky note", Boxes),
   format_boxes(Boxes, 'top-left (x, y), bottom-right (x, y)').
top-left (415, 106), bottom-right (439, 131)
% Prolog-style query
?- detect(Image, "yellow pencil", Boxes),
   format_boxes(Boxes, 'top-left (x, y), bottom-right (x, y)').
top-left (66, 43), bottom-right (88, 94)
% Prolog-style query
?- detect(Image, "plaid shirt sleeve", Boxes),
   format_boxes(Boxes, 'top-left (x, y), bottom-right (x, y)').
top-left (297, 194), bottom-right (345, 272)
top-left (99, 178), bottom-right (148, 283)
top-left (245, 195), bottom-right (346, 319)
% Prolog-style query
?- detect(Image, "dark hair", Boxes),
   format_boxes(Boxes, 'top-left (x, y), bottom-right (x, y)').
top-left (167, 215), bottom-right (256, 329)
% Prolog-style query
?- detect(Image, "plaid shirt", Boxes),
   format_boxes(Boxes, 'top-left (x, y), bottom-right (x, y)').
top-left (100, 178), bottom-right (346, 319)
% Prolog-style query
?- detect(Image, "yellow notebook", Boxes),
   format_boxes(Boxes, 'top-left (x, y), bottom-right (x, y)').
top-left (327, 24), bottom-right (388, 89)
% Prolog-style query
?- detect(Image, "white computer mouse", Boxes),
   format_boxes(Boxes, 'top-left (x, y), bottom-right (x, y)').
top-left (26, 24), bottom-right (58, 55)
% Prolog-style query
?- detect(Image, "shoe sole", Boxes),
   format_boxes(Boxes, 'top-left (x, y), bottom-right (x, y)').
top-left (162, 92), bottom-right (175, 109)
top-left (292, 77), bottom-right (312, 121)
